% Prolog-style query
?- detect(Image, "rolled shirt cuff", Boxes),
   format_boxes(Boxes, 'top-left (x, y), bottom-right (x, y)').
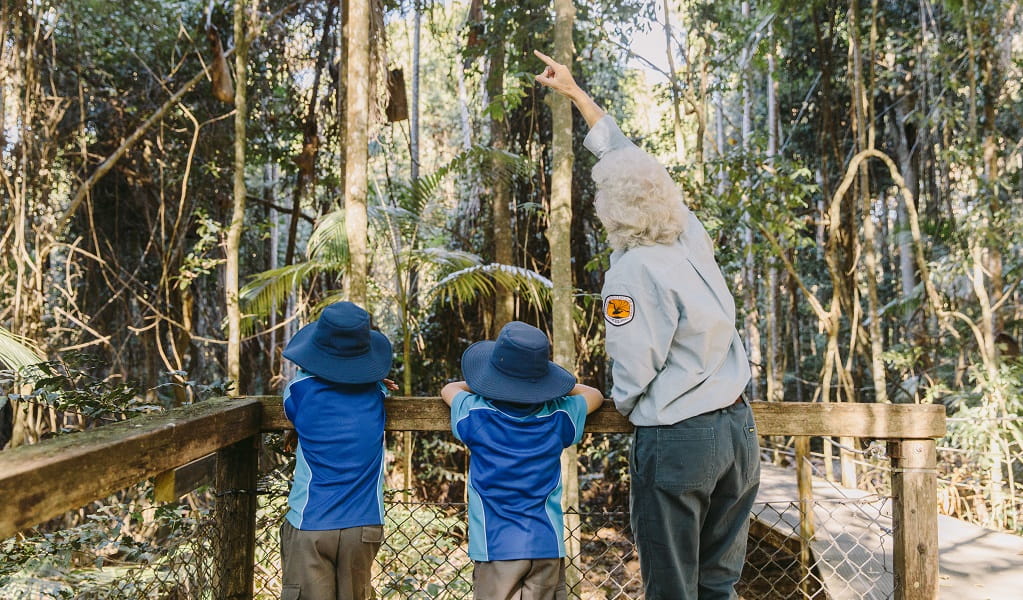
top-left (582, 115), bottom-right (634, 159)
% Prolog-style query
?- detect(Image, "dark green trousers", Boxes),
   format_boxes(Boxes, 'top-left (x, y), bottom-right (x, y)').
top-left (630, 398), bottom-right (760, 600)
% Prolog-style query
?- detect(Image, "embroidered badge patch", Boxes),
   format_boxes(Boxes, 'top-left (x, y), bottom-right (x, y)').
top-left (603, 295), bottom-right (635, 326)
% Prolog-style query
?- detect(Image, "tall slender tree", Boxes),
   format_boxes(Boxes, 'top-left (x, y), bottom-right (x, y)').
top-left (548, 0), bottom-right (580, 592)
top-left (488, 40), bottom-right (515, 333)
top-left (226, 0), bottom-right (251, 391)
top-left (345, 0), bottom-right (371, 305)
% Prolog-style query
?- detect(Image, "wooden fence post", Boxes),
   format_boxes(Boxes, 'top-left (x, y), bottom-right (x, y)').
top-left (889, 438), bottom-right (938, 600)
top-left (215, 434), bottom-right (259, 600)
top-left (795, 436), bottom-right (816, 597)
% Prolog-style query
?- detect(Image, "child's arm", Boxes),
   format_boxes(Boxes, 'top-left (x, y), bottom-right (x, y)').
top-left (441, 380), bottom-right (472, 406)
top-left (570, 383), bottom-right (605, 414)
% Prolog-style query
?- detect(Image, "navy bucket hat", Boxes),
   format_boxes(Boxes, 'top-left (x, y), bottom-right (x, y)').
top-left (283, 302), bottom-right (393, 384)
top-left (460, 321), bottom-right (576, 404)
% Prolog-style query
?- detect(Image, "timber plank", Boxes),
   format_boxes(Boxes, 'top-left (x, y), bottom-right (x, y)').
top-left (259, 397), bottom-right (946, 438)
top-left (754, 402), bottom-right (946, 439)
top-left (0, 397), bottom-right (262, 539)
top-left (258, 397), bottom-right (633, 433)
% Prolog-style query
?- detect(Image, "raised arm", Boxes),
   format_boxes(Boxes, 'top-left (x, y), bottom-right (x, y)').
top-left (534, 50), bottom-right (606, 128)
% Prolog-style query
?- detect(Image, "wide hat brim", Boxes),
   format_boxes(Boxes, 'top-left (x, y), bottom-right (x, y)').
top-left (283, 321), bottom-right (393, 384)
top-left (461, 340), bottom-right (576, 404)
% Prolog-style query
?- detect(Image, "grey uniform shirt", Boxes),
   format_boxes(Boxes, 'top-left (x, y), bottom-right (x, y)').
top-left (584, 115), bottom-right (751, 427)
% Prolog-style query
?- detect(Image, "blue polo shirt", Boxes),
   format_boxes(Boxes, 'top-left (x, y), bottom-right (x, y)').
top-left (284, 370), bottom-right (386, 531)
top-left (450, 391), bottom-right (589, 561)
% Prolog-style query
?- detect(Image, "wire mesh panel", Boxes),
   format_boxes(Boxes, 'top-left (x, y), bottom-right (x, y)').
top-left (250, 492), bottom-right (641, 599)
top-left (746, 436), bottom-right (897, 600)
top-left (743, 498), bottom-right (894, 600)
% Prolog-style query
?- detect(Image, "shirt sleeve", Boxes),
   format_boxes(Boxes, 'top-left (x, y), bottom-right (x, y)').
top-left (583, 115), bottom-right (636, 159)
top-left (554, 395), bottom-right (589, 447)
top-left (603, 260), bottom-right (681, 418)
top-left (283, 370), bottom-right (312, 422)
top-left (449, 391), bottom-right (475, 443)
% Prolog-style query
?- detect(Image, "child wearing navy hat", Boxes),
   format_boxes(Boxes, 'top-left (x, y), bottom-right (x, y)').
top-left (441, 321), bottom-right (604, 600)
top-left (279, 301), bottom-right (396, 600)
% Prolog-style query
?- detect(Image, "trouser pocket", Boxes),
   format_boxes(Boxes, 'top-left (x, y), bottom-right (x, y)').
top-left (654, 427), bottom-right (716, 491)
top-left (360, 525), bottom-right (384, 544)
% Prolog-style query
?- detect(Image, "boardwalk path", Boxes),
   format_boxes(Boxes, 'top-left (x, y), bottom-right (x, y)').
top-left (755, 464), bottom-right (1023, 599)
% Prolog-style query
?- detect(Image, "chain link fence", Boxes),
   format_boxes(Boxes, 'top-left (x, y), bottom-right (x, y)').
top-left (939, 416), bottom-right (1023, 533)
top-left (3, 433), bottom-right (907, 600)
top-left (250, 485), bottom-right (643, 600)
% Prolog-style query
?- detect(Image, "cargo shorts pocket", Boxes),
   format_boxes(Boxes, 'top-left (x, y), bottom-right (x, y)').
top-left (361, 525), bottom-right (384, 544)
top-left (281, 584), bottom-right (301, 600)
top-left (655, 427), bottom-right (716, 491)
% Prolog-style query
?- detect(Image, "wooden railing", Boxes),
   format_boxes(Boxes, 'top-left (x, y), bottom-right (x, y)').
top-left (0, 397), bottom-right (946, 599)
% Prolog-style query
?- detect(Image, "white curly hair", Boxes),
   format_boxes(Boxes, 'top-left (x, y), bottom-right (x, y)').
top-left (591, 145), bottom-right (689, 251)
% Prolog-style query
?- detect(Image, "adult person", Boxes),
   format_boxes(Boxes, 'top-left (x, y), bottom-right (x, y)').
top-left (534, 50), bottom-right (761, 600)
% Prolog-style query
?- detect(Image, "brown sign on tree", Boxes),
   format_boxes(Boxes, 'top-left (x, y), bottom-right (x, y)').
top-left (386, 68), bottom-right (409, 122)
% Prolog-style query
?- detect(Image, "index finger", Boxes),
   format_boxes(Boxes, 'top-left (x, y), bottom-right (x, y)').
top-left (533, 49), bottom-right (560, 68)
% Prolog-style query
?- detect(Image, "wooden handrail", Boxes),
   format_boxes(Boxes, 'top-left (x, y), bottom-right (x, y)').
top-left (259, 396), bottom-right (948, 438)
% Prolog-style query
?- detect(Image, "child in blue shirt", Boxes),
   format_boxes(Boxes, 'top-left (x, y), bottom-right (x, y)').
top-left (279, 301), bottom-right (396, 600)
top-left (441, 321), bottom-right (603, 600)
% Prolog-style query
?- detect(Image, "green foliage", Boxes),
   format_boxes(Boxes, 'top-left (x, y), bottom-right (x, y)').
top-left (430, 262), bottom-right (552, 309)
top-left (3, 354), bottom-right (145, 420)
top-left (176, 209), bottom-right (226, 291)
top-left (241, 145), bottom-right (547, 330)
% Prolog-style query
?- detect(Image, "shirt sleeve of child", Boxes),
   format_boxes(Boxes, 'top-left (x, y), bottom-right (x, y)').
top-left (449, 391), bottom-right (477, 444)
top-left (283, 370), bottom-right (312, 422)
top-left (557, 394), bottom-right (589, 447)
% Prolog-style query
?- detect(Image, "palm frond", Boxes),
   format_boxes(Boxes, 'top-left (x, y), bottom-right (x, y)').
top-left (240, 260), bottom-right (338, 322)
top-left (412, 247), bottom-right (482, 270)
top-left (429, 263), bottom-right (553, 308)
top-left (0, 326), bottom-right (45, 370)
top-left (310, 291), bottom-right (348, 317)
top-left (403, 145), bottom-right (531, 214)
top-left (306, 210), bottom-right (350, 262)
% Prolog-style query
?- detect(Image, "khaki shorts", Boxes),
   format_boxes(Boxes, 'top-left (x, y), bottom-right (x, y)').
top-left (472, 558), bottom-right (566, 600)
top-left (279, 520), bottom-right (383, 600)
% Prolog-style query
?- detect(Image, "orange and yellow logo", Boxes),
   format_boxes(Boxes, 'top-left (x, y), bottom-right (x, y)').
top-left (603, 295), bottom-right (635, 326)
